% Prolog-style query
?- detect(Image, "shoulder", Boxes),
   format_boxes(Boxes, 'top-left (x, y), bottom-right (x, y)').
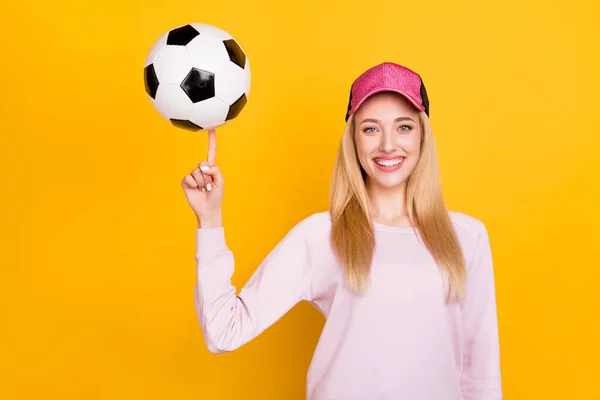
top-left (298, 210), bottom-right (333, 229)
top-left (448, 210), bottom-right (491, 257)
top-left (286, 210), bottom-right (332, 247)
top-left (292, 210), bottom-right (332, 236)
top-left (448, 210), bottom-right (492, 267)
top-left (448, 210), bottom-right (488, 238)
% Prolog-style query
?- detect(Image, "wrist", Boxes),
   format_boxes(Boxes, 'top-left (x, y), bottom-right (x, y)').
top-left (197, 209), bottom-right (222, 228)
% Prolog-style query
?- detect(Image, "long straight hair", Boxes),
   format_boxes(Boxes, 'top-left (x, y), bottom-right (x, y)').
top-left (329, 111), bottom-right (466, 303)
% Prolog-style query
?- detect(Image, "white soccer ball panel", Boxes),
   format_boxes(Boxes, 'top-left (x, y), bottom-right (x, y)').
top-left (153, 46), bottom-right (192, 85)
top-left (215, 62), bottom-right (246, 104)
top-left (189, 23), bottom-right (232, 41)
top-left (187, 35), bottom-right (230, 73)
top-left (145, 32), bottom-right (168, 67)
top-left (189, 97), bottom-right (230, 129)
top-left (154, 84), bottom-right (193, 120)
top-left (244, 58), bottom-right (251, 97)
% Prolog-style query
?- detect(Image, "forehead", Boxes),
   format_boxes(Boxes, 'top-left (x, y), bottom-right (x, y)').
top-left (356, 92), bottom-right (418, 118)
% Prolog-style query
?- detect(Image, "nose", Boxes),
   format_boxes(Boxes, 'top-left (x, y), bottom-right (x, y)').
top-left (379, 129), bottom-right (395, 153)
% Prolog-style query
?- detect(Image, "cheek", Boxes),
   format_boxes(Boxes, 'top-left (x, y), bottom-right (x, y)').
top-left (406, 137), bottom-right (421, 170)
top-left (404, 133), bottom-right (421, 154)
top-left (355, 137), bottom-right (376, 161)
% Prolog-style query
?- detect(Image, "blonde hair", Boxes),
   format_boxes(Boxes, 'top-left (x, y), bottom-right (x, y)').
top-left (329, 111), bottom-right (466, 304)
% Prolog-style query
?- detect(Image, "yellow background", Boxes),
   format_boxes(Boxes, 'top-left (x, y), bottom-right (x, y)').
top-left (1, 0), bottom-right (599, 398)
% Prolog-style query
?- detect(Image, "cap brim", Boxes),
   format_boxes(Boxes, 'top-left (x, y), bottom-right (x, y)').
top-left (349, 88), bottom-right (425, 116)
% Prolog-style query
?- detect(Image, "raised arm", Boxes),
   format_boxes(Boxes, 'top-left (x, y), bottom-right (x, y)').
top-left (181, 130), bottom-right (315, 353)
top-left (193, 216), bottom-right (315, 353)
top-left (459, 222), bottom-right (503, 399)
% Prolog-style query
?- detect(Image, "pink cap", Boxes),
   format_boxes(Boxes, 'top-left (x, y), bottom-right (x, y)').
top-left (345, 62), bottom-right (429, 121)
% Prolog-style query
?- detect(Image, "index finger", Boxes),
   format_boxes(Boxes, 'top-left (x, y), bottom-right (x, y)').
top-left (207, 128), bottom-right (216, 165)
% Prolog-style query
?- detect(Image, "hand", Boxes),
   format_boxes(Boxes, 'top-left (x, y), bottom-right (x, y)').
top-left (181, 129), bottom-right (224, 226)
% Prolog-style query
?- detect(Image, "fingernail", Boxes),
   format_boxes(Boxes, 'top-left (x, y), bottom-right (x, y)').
top-left (201, 187), bottom-right (206, 193)
top-left (200, 165), bottom-right (209, 171)
top-left (206, 183), bottom-right (212, 191)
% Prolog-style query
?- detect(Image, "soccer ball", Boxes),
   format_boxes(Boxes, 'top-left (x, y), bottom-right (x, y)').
top-left (143, 23), bottom-right (251, 131)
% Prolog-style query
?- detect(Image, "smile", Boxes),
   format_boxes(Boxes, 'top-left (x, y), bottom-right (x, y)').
top-left (374, 157), bottom-right (405, 167)
top-left (373, 157), bottom-right (405, 172)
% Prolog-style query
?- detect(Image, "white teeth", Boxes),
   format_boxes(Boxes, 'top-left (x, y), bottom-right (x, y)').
top-left (375, 158), bottom-right (404, 167)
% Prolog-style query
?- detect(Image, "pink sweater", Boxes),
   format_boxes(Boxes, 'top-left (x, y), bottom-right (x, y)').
top-left (194, 210), bottom-right (502, 399)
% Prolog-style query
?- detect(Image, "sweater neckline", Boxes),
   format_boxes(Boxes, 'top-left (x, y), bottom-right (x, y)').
top-left (372, 220), bottom-right (418, 233)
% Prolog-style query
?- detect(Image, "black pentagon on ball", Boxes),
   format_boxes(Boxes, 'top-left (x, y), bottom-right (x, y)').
top-left (226, 93), bottom-right (247, 121)
top-left (223, 39), bottom-right (246, 69)
top-left (181, 68), bottom-right (215, 103)
top-left (144, 64), bottom-right (159, 99)
top-left (166, 25), bottom-right (200, 46)
top-left (170, 119), bottom-right (203, 131)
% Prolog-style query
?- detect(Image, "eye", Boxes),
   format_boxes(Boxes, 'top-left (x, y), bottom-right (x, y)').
top-left (399, 125), bottom-right (412, 131)
top-left (363, 127), bottom-right (377, 133)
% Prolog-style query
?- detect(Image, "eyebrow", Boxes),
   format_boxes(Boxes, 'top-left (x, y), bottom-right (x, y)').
top-left (360, 117), bottom-right (415, 124)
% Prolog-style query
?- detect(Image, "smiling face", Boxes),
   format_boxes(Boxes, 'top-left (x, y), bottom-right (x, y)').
top-left (353, 92), bottom-right (422, 191)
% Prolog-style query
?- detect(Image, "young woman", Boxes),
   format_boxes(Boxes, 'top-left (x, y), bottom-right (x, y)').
top-left (181, 62), bottom-right (502, 400)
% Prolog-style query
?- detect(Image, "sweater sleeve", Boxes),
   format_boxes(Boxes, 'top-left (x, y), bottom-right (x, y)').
top-left (459, 223), bottom-right (503, 399)
top-left (193, 217), bottom-right (314, 354)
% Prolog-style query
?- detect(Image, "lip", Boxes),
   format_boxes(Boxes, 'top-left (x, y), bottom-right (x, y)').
top-left (373, 156), bottom-right (405, 172)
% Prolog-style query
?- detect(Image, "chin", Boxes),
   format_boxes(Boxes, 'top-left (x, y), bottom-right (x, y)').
top-left (380, 180), bottom-right (407, 189)
top-left (369, 174), bottom-right (408, 189)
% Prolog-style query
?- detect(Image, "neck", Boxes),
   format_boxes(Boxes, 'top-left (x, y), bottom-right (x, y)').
top-left (365, 179), bottom-right (410, 223)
